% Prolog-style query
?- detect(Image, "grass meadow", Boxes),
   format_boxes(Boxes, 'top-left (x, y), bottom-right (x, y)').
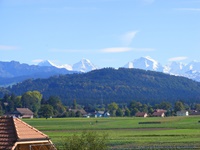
top-left (23, 116), bottom-right (200, 149)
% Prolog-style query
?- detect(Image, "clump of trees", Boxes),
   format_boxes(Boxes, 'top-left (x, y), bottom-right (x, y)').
top-left (0, 91), bottom-right (67, 118)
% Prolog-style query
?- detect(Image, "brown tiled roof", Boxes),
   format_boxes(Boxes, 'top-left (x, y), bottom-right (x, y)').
top-left (0, 116), bottom-right (56, 150)
top-left (135, 112), bottom-right (147, 117)
top-left (16, 108), bottom-right (34, 115)
top-left (153, 112), bottom-right (164, 116)
top-left (0, 117), bottom-right (17, 150)
top-left (154, 109), bottom-right (167, 113)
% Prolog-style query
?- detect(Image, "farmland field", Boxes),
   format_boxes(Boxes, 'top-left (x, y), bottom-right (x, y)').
top-left (23, 116), bottom-right (200, 149)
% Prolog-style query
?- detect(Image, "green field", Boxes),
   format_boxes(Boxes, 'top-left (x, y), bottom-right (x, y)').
top-left (23, 116), bottom-right (200, 149)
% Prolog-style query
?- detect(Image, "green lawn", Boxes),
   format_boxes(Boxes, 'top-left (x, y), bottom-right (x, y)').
top-left (23, 116), bottom-right (200, 149)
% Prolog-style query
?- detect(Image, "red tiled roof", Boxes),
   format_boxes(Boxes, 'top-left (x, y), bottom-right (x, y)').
top-left (13, 117), bottom-right (49, 141)
top-left (0, 116), bottom-right (56, 150)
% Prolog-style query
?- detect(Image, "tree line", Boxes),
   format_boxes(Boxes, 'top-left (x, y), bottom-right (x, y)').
top-left (1, 90), bottom-right (200, 118)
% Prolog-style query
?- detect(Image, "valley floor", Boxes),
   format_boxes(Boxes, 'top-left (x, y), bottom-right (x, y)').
top-left (24, 116), bottom-right (200, 149)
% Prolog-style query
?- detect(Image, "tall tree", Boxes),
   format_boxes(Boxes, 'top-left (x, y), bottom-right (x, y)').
top-left (108, 102), bottom-right (118, 116)
top-left (21, 91), bottom-right (42, 116)
top-left (124, 108), bottom-right (131, 117)
top-left (116, 108), bottom-right (123, 117)
top-left (38, 104), bottom-right (53, 119)
top-left (72, 99), bottom-right (77, 109)
top-left (174, 101), bottom-right (185, 112)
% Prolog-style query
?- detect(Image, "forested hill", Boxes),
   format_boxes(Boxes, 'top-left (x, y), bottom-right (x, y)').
top-left (3, 68), bottom-right (200, 105)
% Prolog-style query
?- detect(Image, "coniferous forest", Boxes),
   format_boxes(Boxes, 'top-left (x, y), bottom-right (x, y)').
top-left (0, 68), bottom-right (200, 106)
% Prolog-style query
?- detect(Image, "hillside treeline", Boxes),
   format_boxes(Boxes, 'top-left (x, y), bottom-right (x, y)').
top-left (1, 68), bottom-right (200, 105)
top-left (1, 91), bottom-right (200, 118)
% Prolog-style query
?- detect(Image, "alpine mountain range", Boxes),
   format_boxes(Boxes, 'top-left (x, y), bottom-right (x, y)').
top-left (38, 56), bottom-right (200, 82)
top-left (0, 56), bottom-right (200, 86)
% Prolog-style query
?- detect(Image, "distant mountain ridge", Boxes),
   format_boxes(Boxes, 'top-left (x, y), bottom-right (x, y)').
top-left (38, 56), bottom-right (200, 82)
top-left (0, 56), bottom-right (200, 87)
top-left (0, 61), bottom-right (76, 86)
top-left (38, 58), bottom-right (99, 72)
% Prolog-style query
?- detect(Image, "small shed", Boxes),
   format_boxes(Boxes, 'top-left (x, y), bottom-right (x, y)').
top-left (176, 110), bottom-right (189, 116)
top-left (135, 112), bottom-right (148, 117)
top-left (12, 108), bottom-right (34, 119)
top-left (0, 116), bottom-right (56, 150)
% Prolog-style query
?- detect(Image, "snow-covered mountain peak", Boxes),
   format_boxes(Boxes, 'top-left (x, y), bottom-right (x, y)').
top-left (186, 61), bottom-right (200, 72)
top-left (38, 60), bottom-right (72, 70)
top-left (38, 60), bottom-right (56, 67)
top-left (72, 58), bottom-right (99, 72)
top-left (163, 61), bottom-right (186, 75)
top-left (124, 56), bottom-right (163, 72)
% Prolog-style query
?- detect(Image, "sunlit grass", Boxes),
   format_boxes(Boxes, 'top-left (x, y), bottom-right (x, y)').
top-left (23, 116), bottom-right (200, 149)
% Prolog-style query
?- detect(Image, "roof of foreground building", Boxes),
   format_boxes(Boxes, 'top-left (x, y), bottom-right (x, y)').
top-left (0, 116), bottom-right (56, 150)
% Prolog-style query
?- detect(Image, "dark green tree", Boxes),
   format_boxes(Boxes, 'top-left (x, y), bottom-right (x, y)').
top-left (174, 101), bottom-right (185, 112)
top-left (124, 108), bottom-right (131, 117)
top-left (157, 101), bottom-right (172, 110)
top-left (47, 96), bottom-right (66, 117)
top-left (116, 108), bottom-right (124, 117)
top-left (21, 91), bottom-right (42, 116)
top-left (108, 102), bottom-right (118, 116)
top-left (72, 99), bottom-right (77, 109)
top-left (130, 108), bottom-right (139, 116)
top-left (195, 104), bottom-right (200, 111)
top-left (38, 104), bottom-right (53, 119)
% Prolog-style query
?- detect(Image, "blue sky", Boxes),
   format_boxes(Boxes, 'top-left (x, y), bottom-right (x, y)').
top-left (0, 0), bottom-right (200, 68)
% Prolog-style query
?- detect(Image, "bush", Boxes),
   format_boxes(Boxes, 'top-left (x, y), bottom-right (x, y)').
top-left (58, 131), bottom-right (109, 150)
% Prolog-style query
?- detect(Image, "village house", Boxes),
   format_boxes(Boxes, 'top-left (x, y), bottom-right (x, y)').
top-left (135, 112), bottom-right (148, 117)
top-left (69, 108), bottom-right (87, 116)
top-left (152, 109), bottom-right (166, 117)
top-left (95, 111), bottom-right (110, 118)
top-left (0, 116), bottom-right (56, 150)
top-left (176, 110), bottom-right (189, 116)
top-left (155, 109), bottom-right (167, 113)
top-left (190, 110), bottom-right (200, 116)
top-left (12, 108), bottom-right (34, 119)
top-left (152, 112), bottom-right (165, 117)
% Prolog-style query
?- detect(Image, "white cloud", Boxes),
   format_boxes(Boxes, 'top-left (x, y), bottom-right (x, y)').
top-left (168, 57), bottom-right (188, 62)
top-left (0, 45), bottom-right (18, 50)
top-left (121, 31), bottom-right (139, 46)
top-left (175, 8), bottom-right (200, 11)
top-left (101, 47), bottom-right (132, 53)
